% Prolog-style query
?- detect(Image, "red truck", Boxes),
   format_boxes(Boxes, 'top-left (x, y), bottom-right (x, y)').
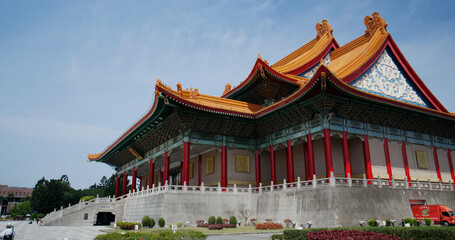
top-left (411, 205), bottom-right (455, 226)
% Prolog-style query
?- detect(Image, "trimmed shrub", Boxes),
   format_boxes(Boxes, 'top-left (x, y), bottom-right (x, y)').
top-left (208, 216), bottom-right (216, 224)
top-left (403, 218), bottom-right (413, 226)
top-left (37, 213), bottom-right (44, 218)
top-left (150, 217), bottom-right (155, 228)
top-left (223, 224), bottom-right (236, 228)
top-left (197, 223), bottom-right (208, 228)
top-left (216, 216), bottom-right (223, 224)
top-left (424, 218), bottom-right (431, 226)
top-left (196, 220), bottom-right (205, 225)
top-left (271, 234), bottom-right (284, 240)
top-left (255, 223), bottom-right (283, 230)
top-left (94, 229), bottom-right (207, 240)
top-left (283, 227), bottom-right (455, 240)
top-left (229, 216), bottom-right (237, 225)
top-left (116, 221), bottom-right (140, 230)
top-left (305, 230), bottom-right (401, 240)
top-left (142, 216), bottom-right (151, 227)
top-left (412, 218), bottom-right (419, 226)
top-left (158, 217), bottom-right (165, 228)
top-left (208, 224), bottom-right (224, 230)
top-left (368, 219), bottom-right (377, 227)
top-left (177, 222), bottom-right (183, 228)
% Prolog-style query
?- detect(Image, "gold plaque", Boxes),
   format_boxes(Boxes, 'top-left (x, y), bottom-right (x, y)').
top-left (189, 163), bottom-right (194, 179)
top-left (235, 155), bottom-right (250, 173)
top-left (416, 150), bottom-right (429, 169)
top-left (206, 157), bottom-right (215, 175)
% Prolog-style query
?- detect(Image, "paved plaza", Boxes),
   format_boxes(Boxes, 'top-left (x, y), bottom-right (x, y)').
top-left (0, 221), bottom-right (109, 240)
top-left (0, 221), bottom-right (276, 240)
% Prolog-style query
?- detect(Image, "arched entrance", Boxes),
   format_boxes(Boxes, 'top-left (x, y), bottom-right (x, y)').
top-left (95, 212), bottom-right (115, 225)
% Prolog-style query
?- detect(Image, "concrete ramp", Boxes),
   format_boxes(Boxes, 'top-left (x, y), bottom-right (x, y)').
top-left (43, 198), bottom-right (121, 226)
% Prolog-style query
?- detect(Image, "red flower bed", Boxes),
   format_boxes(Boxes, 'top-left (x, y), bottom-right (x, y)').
top-left (255, 223), bottom-right (283, 230)
top-left (197, 223), bottom-right (208, 228)
top-left (208, 224), bottom-right (224, 230)
top-left (305, 230), bottom-right (402, 240)
top-left (223, 223), bottom-right (236, 228)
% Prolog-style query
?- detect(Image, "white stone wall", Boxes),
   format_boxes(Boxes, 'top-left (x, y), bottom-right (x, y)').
top-left (369, 138), bottom-right (387, 178)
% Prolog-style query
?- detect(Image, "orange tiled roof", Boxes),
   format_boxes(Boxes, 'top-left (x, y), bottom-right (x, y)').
top-left (273, 33), bottom-right (335, 74)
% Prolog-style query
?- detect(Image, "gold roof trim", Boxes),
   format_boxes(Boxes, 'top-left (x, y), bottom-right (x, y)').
top-left (273, 33), bottom-right (333, 73)
top-left (88, 153), bottom-right (102, 161)
top-left (328, 29), bottom-right (389, 80)
top-left (158, 81), bottom-right (264, 114)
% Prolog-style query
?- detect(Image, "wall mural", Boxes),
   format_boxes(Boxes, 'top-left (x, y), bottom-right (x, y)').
top-left (352, 49), bottom-right (427, 107)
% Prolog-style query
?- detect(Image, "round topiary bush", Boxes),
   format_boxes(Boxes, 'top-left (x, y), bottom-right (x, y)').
top-left (424, 218), bottom-right (431, 226)
top-left (368, 219), bottom-right (377, 227)
top-left (142, 216), bottom-right (151, 227)
top-left (208, 216), bottom-right (216, 224)
top-left (150, 217), bottom-right (155, 228)
top-left (403, 218), bottom-right (413, 226)
top-left (229, 216), bottom-right (237, 225)
top-left (216, 216), bottom-right (223, 224)
top-left (158, 217), bottom-right (165, 228)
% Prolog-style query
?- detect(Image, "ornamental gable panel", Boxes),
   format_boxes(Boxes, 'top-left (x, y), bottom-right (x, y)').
top-left (351, 48), bottom-right (431, 108)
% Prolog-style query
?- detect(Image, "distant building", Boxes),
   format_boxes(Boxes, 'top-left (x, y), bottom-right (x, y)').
top-left (0, 185), bottom-right (33, 215)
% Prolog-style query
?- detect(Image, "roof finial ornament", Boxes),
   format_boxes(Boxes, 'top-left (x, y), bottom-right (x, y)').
top-left (177, 82), bottom-right (182, 92)
top-left (258, 53), bottom-right (262, 60)
top-left (223, 83), bottom-right (232, 95)
top-left (364, 12), bottom-right (387, 36)
top-left (316, 19), bottom-right (333, 38)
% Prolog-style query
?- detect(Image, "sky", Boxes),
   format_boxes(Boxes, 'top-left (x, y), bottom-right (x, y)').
top-left (1, 0), bottom-right (455, 190)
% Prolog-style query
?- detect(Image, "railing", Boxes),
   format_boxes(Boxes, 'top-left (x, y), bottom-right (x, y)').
top-left (44, 174), bottom-right (454, 222)
top-left (42, 195), bottom-right (115, 224)
top-left (121, 173), bottom-right (454, 199)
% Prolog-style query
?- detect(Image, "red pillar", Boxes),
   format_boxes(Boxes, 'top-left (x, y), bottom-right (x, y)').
top-left (131, 167), bottom-right (136, 193)
top-left (183, 142), bottom-right (190, 185)
top-left (363, 136), bottom-right (373, 180)
top-left (303, 144), bottom-right (309, 180)
top-left (163, 152), bottom-right (169, 184)
top-left (180, 161), bottom-right (183, 185)
top-left (148, 159), bottom-right (154, 188)
top-left (307, 134), bottom-right (315, 179)
top-left (383, 138), bottom-right (393, 181)
top-left (401, 141), bottom-right (411, 182)
top-left (286, 140), bottom-right (295, 182)
top-left (198, 155), bottom-right (202, 186)
top-left (342, 132), bottom-right (352, 178)
top-left (115, 174), bottom-right (119, 198)
top-left (221, 146), bottom-right (227, 187)
top-left (433, 146), bottom-right (442, 182)
top-left (122, 171), bottom-right (127, 196)
top-left (255, 150), bottom-right (261, 187)
top-left (448, 149), bottom-right (455, 184)
top-left (323, 129), bottom-right (333, 177)
top-left (270, 145), bottom-right (276, 184)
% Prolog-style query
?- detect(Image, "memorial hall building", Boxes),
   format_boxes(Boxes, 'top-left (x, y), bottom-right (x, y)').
top-left (79, 13), bottom-right (455, 226)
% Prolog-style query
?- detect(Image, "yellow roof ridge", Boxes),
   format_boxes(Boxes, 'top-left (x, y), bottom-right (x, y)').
top-left (159, 81), bottom-right (264, 114)
top-left (272, 38), bottom-right (319, 68)
top-left (328, 29), bottom-right (389, 80)
top-left (273, 33), bottom-right (333, 73)
top-left (88, 153), bottom-right (102, 161)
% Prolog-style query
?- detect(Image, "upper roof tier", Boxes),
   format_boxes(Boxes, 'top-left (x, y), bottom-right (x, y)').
top-left (88, 12), bottom-right (453, 162)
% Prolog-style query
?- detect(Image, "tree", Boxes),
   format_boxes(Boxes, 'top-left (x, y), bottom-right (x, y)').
top-left (9, 201), bottom-right (32, 218)
top-left (31, 175), bottom-right (78, 214)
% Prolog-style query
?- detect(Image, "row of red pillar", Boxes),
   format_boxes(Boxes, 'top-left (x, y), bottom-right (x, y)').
top-left (114, 131), bottom-right (455, 198)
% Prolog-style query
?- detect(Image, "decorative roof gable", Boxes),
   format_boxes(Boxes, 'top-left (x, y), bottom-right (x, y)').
top-left (351, 48), bottom-right (429, 108)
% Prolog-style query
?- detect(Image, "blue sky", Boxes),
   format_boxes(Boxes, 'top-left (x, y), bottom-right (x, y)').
top-left (1, 0), bottom-right (455, 189)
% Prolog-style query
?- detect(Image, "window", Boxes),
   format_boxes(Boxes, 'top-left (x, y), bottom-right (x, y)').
top-left (442, 212), bottom-right (450, 217)
top-left (84, 213), bottom-right (89, 220)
